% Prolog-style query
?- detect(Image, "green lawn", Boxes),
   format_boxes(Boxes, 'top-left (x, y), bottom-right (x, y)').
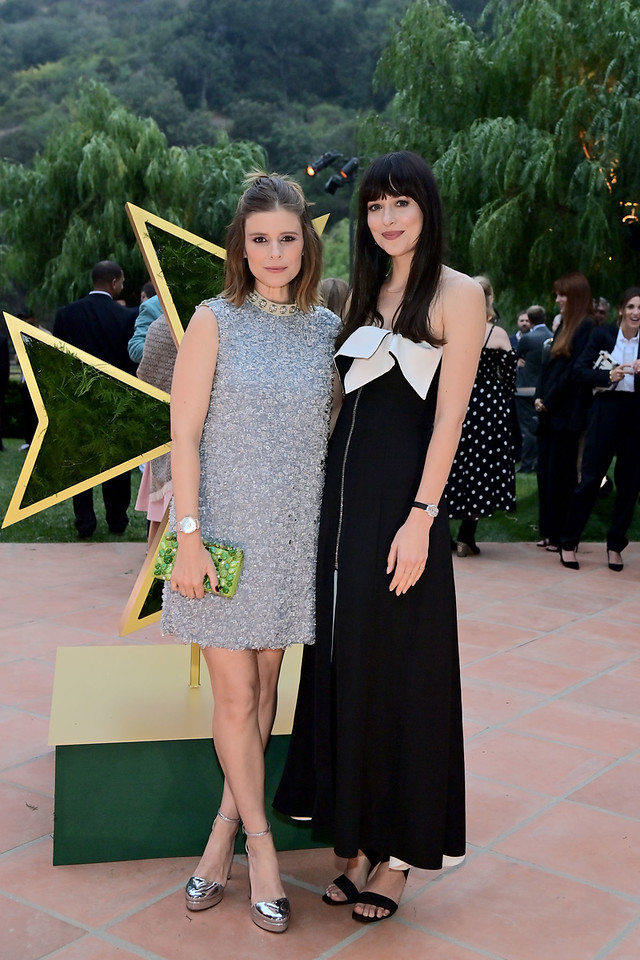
top-left (454, 466), bottom-right (640, 544)
top-left (0, 438), bottom-right (148, 543)
top-left (1, 436), bottom-right (637, 544)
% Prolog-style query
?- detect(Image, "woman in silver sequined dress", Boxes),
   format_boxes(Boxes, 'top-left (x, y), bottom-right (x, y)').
top-left (163, 174), bottom-right (339, 933)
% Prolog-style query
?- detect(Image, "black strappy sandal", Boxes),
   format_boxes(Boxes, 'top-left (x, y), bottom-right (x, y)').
top-left (322, 873), bottom-right (360, 905)
top-left (351, 868), bottom-right (409, 923)
top-left (322, 850), bottom-right (381, 906)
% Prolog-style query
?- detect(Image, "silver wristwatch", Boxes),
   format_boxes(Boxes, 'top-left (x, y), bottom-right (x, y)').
top-left (412, 501), bottom-right (439, 518)
top-left (178, 516), bottom-right (200, 534)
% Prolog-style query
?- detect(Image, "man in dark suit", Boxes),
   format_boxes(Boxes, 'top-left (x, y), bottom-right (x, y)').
top-left (0, 330), bottom-right (9, 452)
top-left (515, 305), bottom-right (553, 472)
top-left (510, 310), bottom-right (531, 349)
top-left (54, 261), bottom-right (139, 537)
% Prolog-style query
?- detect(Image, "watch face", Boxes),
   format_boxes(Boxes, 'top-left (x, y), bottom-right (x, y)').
top-left (426, 504), bottom-right (438, 518)
top-left (180, 517), bottom-right (197, 534)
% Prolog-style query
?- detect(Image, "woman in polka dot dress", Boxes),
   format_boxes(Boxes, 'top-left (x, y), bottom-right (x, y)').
top-left (446, 276), bottom-right (517, 555)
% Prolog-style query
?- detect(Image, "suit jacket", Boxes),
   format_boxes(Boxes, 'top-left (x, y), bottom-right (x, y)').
top-left (0, 332), bottom-right (9, 445)
top-left (516, 324), bottom-right (553, 390)
top-left (0, 332), bottom-right (9, 394)
top-left (574, 323), bottom-right (640, 398)
top-left (536, 317), bottom-right (593, 432)
top-left (54, 293), bottom-right (138, 376)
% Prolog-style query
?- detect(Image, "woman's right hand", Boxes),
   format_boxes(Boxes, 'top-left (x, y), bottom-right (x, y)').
top-left (610, 364), bottom-right (631, 383)
top-left (170, 537), bottom-right (219, 599)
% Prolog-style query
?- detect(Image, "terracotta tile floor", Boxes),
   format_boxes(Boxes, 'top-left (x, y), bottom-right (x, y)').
top-left (1, 540), bottom-right (639, 960)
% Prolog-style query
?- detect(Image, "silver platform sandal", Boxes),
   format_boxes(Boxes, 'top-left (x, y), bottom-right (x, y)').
top-left (243, 822), bottom-right (290, 933)
top-left (185, 810), bottom-right (241, 911)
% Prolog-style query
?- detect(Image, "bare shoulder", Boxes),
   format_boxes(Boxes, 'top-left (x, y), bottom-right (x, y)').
top-left (182, 302), bottom-right (220, 343)
top-left (432, 266), bottom-right (485, 340)
top-left (487, 323), bottom-right (513, 350)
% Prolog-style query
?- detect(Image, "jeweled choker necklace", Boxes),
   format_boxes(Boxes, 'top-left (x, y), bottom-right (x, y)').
top-left (247, 290), bottom-right (298, 316)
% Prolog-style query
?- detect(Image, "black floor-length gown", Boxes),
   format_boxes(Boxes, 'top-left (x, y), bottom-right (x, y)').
top-left (275, 332), bottom-right (466, 869)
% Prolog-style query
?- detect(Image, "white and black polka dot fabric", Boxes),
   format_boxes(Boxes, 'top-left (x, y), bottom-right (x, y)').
top-left (446, 343), bottom-right (517, 518)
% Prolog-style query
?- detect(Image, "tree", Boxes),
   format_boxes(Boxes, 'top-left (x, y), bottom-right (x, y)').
top-left (322, 218), bottom-right (351, 281)
top-left (362, 0), bottom-right (640, 316)
top-left (0, 81), bottom-right (264, 315)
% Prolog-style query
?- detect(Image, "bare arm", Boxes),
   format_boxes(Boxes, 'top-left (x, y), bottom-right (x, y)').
top-left (387, 273), bottom-right (486, 594)
top-left (169, 304), bottom-right (220, 599)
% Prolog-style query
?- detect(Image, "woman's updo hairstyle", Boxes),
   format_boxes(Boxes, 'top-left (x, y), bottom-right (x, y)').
top-left (224, 172), bottom-right (323, 311)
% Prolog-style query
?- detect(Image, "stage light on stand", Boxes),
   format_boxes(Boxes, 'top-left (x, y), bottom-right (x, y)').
top-left (339, 157), bottom-right (359, 181)
top-left (324, 173), bottom-right (344, 195)
top-left (306, 150), bottom-right (360, 279)
top-left (306, 151), bottom-right (343, 177)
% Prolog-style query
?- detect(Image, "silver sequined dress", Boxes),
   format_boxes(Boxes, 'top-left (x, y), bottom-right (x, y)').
top-left (161, 295), bottom-right (340, 649)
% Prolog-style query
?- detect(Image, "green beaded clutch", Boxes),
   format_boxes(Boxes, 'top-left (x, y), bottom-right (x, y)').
top-left (153, 532), bottom-right (244, 598)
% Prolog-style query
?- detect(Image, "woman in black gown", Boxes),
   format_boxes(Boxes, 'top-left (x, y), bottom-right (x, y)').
top-left (275, 151), bottom-right (485, 922)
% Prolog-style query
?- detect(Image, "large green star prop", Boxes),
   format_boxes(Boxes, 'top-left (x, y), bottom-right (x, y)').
top-left (2, 317), bottom-right (171, 527)
top-left (3, 203), bottom-right (330, 639)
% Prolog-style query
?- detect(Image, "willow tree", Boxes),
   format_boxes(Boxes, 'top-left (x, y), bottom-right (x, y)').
top-left (362, 0), bottom-right (640, 313)
top-left (0, 81), bottom-right (264, 314)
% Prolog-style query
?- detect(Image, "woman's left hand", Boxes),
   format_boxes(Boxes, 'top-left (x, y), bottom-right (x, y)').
top-left (387, 513), bottom-right (432, 596)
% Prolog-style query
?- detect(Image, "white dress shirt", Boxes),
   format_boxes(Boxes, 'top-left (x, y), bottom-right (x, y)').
top-left (611, 327), bottom-right (639, 393)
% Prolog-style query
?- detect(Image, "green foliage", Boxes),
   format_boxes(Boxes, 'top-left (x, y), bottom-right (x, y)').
top-left (20, 334), bottom-right (170, 507)
top-left (148, 225), bottom-right (226, 331)
top-left (0, 82), bottom-right (264, 315)
top-left (363, 0), bottom-right (640, 317)
top-left (0, 0), bottom-right (421, 167)
top-left (322, 219), bottom-right (351, 281)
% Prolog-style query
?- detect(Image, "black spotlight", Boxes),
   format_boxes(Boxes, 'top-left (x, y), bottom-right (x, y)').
top-left (306, 150), bottom-right (342, 177)
top-left (324, 173), bottom-right (344, 195)
top-left (339, 157), bottom-right (359, 181)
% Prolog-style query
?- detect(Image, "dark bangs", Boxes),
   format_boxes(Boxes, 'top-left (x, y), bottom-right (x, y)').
top-left (358, 152), bottom-right (439, 218)
top-left (338, 151), bottom-right (444, 349)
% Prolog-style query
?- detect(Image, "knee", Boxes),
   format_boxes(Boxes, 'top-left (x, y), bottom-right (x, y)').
top-left (214, 681), bottom-right (260, 726)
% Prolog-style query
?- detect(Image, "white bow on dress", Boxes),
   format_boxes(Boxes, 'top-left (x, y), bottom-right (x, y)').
top-left (335, 327), bottom-right (442, 399)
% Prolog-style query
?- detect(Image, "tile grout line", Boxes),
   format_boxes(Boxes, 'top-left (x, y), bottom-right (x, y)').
top-left (593, 914), bottom-right (640, 960)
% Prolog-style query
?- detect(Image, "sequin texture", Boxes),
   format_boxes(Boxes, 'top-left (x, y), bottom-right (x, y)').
top-left (161, 296), bottom-right (341, 649)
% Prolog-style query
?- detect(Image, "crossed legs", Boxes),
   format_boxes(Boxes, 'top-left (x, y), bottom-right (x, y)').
top-left (193, 646), bottom-right (285, 904)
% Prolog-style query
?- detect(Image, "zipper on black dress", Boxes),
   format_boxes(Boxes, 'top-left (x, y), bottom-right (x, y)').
top-left (334, 388), bottom-right (361, 571)
top-left (331, 388), bottom-right (361, 661)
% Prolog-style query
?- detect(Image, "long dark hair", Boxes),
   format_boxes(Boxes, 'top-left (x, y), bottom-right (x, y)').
top-left (337, 151), bottom-right (444, 348)
top-left (551, 272), bottom-right (591, 359)
top-left (224, 172), bottom-right (322, 311)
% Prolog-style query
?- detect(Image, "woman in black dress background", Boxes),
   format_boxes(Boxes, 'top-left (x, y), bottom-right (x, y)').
top-left (275, 151), bottom-right (485, 922)
top-left (559, 286), bottom-right (640, 571)
top-left (446, 275), bottom-right (517, 556)
top-left (534, 272), bottom-right (593, 554)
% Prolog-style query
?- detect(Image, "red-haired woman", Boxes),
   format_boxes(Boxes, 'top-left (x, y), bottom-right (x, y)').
top-left (534, 273), bottom-right (593, 554)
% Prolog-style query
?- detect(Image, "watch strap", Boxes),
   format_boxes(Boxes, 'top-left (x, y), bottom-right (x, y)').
top-left (412, 501), bottom-right (439, 517)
